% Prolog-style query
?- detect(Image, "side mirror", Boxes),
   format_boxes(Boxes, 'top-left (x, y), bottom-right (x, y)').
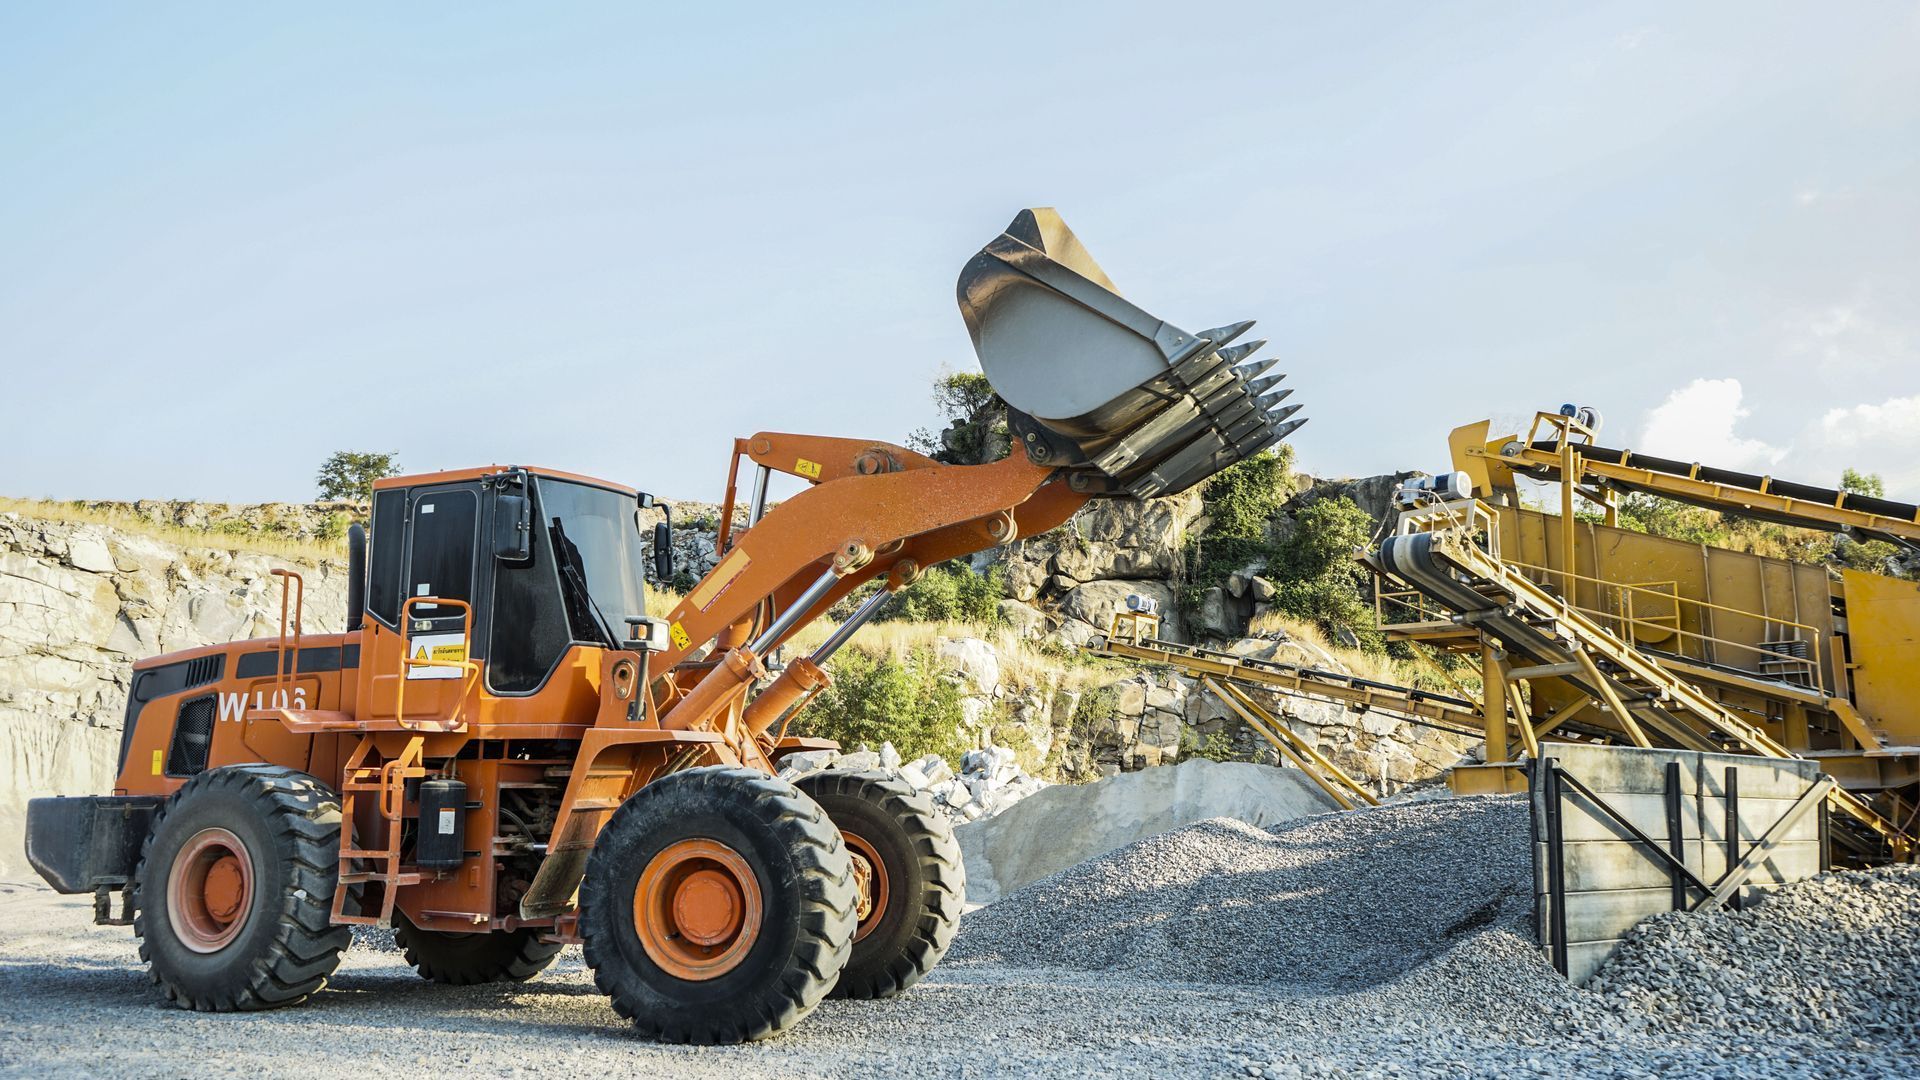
top-left (493, 494), bottom-right (532, 561)
top-left (653, 521), bottom-right (673, 582)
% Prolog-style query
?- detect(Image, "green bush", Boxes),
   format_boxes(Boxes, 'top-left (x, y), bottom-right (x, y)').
top-left (884, 562), bottom-right (1005, 624)
top-left (1205, 446), bottom-right (1294, 541)
top-left (1182, 446), bottom-right (1296, 610)
top-left (315, 512), bottom-right (351, 543)
top-left (1184, 728), bottom-right (1241, 763)
top-left (906, 371), bottom-right (1009, 465)
top-left (790, 647), bottom-right (970, 765)
top-left (1267, 497), bottom-right (1384, 650)
top-left (1184, 478), bottom-right (1382, 650)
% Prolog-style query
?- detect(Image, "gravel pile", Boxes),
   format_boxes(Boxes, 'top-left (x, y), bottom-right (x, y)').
top-left (950, 794), bottom-right (1534, 989)
top-left (1594, 865), bottom-right (1920, 1040)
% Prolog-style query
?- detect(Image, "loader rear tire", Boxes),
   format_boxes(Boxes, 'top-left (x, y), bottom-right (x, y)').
top-left (580, 766), bottom-right (856, 1043)
top-left (394, 912), bottom-right (562, 985)
top-left (133, 765), bottom-right (352, 1011)
top-left (795, 770), bottom-right (964, 999)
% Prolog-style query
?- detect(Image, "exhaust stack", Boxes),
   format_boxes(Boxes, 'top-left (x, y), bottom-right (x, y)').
top-left (958, 208), bottom-right (1304, 498)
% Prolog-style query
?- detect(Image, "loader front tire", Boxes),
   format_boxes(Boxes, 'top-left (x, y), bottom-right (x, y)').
top-left (394, 912), bottom-right (562, 985)
top-left (580, 766), bottom-right (856, 1043)
top-left (133, 765), bottom-right (351, 1011)
top-left (795, 770), bottom-right (964, 999)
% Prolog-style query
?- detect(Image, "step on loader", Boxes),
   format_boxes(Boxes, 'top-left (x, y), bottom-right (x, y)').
top-left (24, 209), bottom-right (1304, 1042)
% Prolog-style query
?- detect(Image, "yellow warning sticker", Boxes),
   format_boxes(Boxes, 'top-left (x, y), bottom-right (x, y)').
top-left (151, 749), bottom-right (162, 776)
top-left (795, 457), bottom-right (823, 480)
top-left (411, 644), bottom-right (467, 664)
top-left (406, 633), bottom-right (468, 679)
top-left (669, 621), bottom-right (691, 650)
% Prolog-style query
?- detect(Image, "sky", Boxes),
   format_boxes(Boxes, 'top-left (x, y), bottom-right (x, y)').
top-left (2, 3), bottom-right (1917, 504)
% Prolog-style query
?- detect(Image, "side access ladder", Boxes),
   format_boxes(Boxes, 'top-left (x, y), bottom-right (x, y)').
top-left (245, 578), bottom-right (478, 925)
top-left (332, 735), bottom-right (431, 926)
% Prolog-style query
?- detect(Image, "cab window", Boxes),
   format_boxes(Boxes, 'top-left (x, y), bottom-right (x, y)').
top-left (407, 489), bottom-right (477, 619)
top-left (367, 489), bottom-right (406, 626)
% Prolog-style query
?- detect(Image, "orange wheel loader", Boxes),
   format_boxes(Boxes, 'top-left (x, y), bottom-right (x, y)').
top-left (23, 209), bottom-right (1304, 1042)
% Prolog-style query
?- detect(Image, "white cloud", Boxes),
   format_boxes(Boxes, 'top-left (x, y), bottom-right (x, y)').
top-left (1810, 395), bottom-right (1920, 494)
top-left (1636, 380), bottom-right (1920, 497)
top-left (1638, 378), bottom-right (1788, 470)
top-left (1779, 299), bottom-right (1916, 375)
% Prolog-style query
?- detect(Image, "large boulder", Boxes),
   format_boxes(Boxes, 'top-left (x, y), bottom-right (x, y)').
top-left (1058, 579), bottom-right (1179, 642)
top-left (1192, 586), bottom-right (1237, 639)
top-left (936, 636), bottom-right (1001, 695)
top-left (996, 599), bottom-right (1049, 640)
top-left (1289, 471), bottom-right (1422, 528)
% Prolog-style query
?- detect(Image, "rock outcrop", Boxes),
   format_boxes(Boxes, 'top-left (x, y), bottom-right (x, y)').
top-left (0, 511), bottom-right (348, 877)
top-left (987, 490), bottom-right (1203, 644)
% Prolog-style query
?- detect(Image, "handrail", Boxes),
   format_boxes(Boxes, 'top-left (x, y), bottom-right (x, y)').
top-left (270, 569), bottom-right (304, 693)
top-left (395, 596), bottom-right (479, 731)
top-left (1501, 556), bottom-right (1825, 694)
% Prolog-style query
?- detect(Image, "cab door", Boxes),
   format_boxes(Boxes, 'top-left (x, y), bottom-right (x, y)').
top-left (398, 485), bottom-right (480, 718)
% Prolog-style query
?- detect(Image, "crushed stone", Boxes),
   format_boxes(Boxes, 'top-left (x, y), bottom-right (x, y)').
top-left (950, 795), bottom-right (1534, 990)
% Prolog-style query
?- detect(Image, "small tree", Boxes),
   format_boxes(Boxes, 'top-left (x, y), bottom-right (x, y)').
top-left (316, 451), bottom-right (400, 503)
top-left (906, 371), bottom-right (1009, 465)
top-left (1841, 468), bottom-right (1885, 499)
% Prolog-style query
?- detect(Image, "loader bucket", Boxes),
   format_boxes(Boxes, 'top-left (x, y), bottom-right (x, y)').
top-left (957, 208), bottom-right (1303, 498)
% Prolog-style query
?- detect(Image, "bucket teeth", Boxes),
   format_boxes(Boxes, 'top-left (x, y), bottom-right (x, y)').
top-left (957, 208), bottom-right (1306, 498)
top-left (1217, 340), bottom-right (1267, 364)
top-left (1235, 356), bottom-right (1283, 381)
top-left (1248, 372), bottom-right (1288, 396)
top-left (1193, 320), bottom-right (1256, 349)
top-left (1264, 401), bottom-right (1303, 424)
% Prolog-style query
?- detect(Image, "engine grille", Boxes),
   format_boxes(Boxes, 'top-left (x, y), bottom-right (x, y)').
top-left (166, 694), bottom-right (217, 776)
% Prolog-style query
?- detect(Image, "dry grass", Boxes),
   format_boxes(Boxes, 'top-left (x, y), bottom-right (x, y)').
top-left (1245, 610), bottom-right (1418, 685)
top-left (644, 583), bottom-right (685, 616)
top-left (0, 497), bottom-right (346, 562)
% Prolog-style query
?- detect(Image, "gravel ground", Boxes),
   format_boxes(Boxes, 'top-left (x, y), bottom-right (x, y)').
top-left (4, 796), bottom-right (1918, 1078)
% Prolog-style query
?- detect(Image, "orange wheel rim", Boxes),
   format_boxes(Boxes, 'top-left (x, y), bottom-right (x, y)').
top-left (843, 831), bottom-right (891, 944)
top-left (168, 827), bottom-right (254, 953)
top-left (633, 838), bottom-right (763, 981)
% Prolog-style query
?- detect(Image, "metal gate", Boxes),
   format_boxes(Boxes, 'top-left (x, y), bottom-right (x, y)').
top-left (1531, 744), bottom-right (1830, 983)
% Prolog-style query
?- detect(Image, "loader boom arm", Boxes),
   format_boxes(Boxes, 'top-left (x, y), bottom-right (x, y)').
top-left (649, 432), bottom-right (1086, 733)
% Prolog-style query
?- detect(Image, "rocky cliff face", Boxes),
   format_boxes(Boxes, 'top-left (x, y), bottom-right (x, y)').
top-left (989, 489), bottom-right (1204, 646)
top-left (983, 470), bottom-right (1418, 646)
top-left (0, 511), bottom-right (347, 877)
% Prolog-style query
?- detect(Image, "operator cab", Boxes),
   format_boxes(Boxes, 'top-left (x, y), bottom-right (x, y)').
top-left (361, 467), bottom-right (673, 696)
